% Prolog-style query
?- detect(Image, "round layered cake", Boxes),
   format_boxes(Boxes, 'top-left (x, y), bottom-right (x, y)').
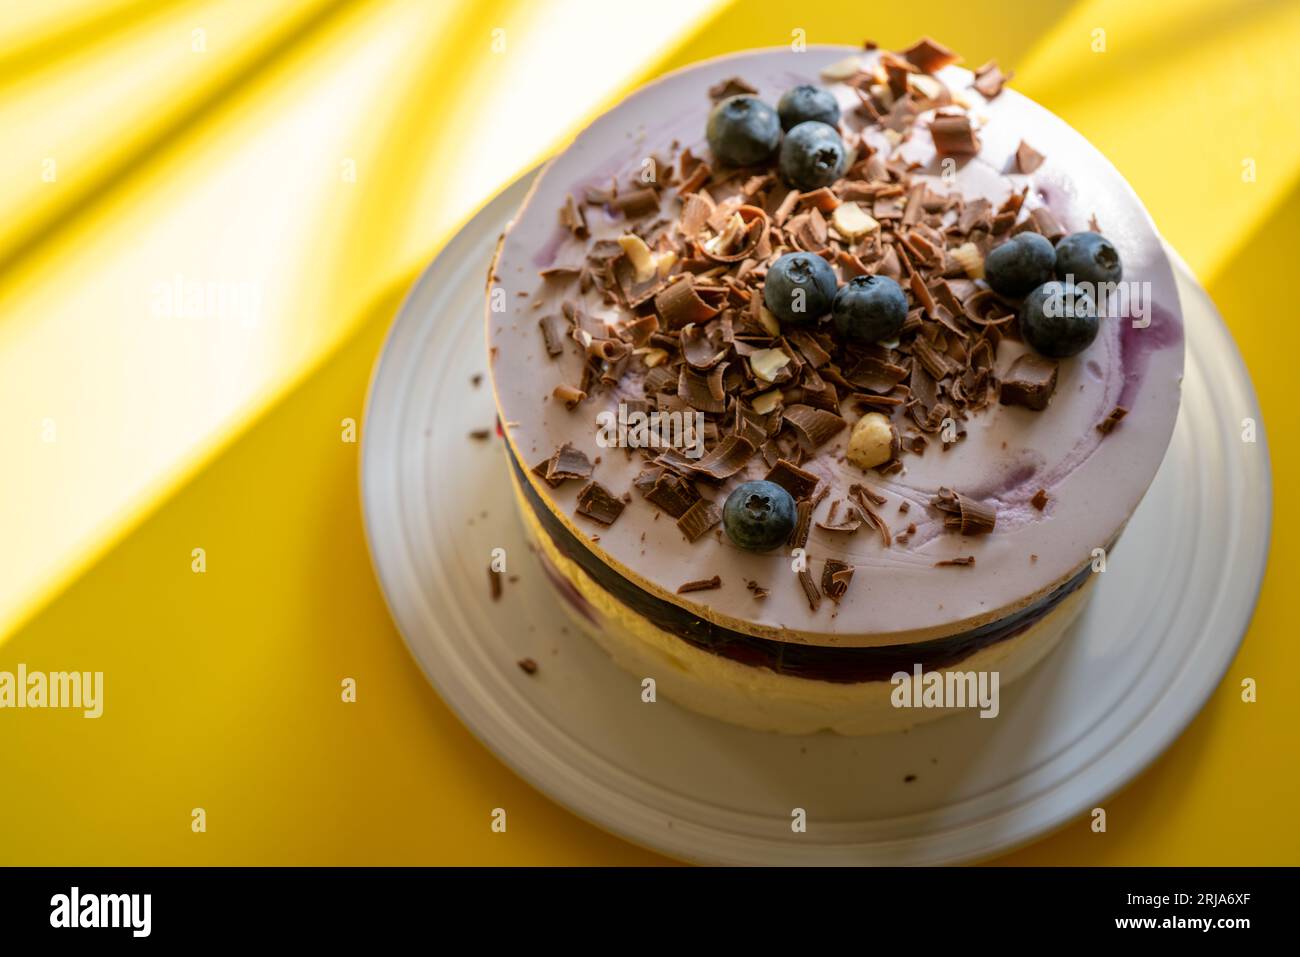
top-left (486, 40), bottom-right (1183, 734)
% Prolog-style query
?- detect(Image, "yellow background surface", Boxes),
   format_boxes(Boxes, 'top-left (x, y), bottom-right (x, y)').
top-left (1, 0), bottom-right (1296, 865)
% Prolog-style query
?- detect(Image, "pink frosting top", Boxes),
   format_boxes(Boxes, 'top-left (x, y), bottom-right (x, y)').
top-left (488, 46), bottom-right (1183, 646)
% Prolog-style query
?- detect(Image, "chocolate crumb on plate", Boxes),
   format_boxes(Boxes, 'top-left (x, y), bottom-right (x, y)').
top-left (517, 658), bottom-right (538, 675)
top-left (488, 566), bottom-right (502, 601)
top-left (746, 580), bottom-right (769, 600)
top-left (469, 429), bottom-right (492, 441)
top-left (1031, 488), bottom-right (1049, 510)
top-left (935, 556), bottom-right (976, 567)
top-left (677, 575), bottom-right (722, 594)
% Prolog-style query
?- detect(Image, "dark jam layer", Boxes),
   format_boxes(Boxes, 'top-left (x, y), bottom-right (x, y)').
top-left (512, 452), bottom-right (1092, 684)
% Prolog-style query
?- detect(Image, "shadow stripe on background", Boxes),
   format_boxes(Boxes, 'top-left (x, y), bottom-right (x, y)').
top-left (0, 0), bottom-right (360, 279)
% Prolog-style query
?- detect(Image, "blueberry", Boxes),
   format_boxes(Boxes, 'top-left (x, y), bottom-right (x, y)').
top-left (763, 251), bottom-right (838, 324)
top-left (984, 233), bottom-right (1056, 298)
top-left (722, 480), bottom-right (797, 552)
top-left (706, 95), bottom-right (781, 167)
top-left (777, 85), bottom-right (841, 132)
top-left (1019, 281), bottom-right (1099, 358)
top-left (1054, 231), bottom-right (1122, 287)
top-left (831, 275), bottom-right (907, 343)
top-left (778, 121), bottom-right (847, 191)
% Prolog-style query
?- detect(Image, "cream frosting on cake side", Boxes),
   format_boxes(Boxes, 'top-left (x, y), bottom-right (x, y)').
top-left (487, 45), bottom-right (1183, 646)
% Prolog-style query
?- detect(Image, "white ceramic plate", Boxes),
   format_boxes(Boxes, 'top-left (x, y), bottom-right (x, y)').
top-left (361, 173), bottom-right (1270, 866)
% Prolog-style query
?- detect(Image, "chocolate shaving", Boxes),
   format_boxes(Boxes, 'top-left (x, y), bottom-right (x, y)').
top-left (789, 499), bottom-right (813, 549)
top-left (488, 565), bottom-right (502, 601)
top-left (545, 442), bottom-right (594, 482)
top-left (643, 365), bottom-right (676, 395)
top-left (624, 314), bottom-right (659, 347)
top-left (680, 192), bottom-right (714, 237)
top-left (575, 481), bottom-right (625, 525)
top-left (531, 457), bottom-right (563, 489)
top-left (517, 657), bottom-right (538, 675)
top-left (1097, 405), bottom-right (1128, 434)
top-left (558, 194), bottom-right (587, 238)
top-left (848, 484), bottom-right (892, 547)
top-left (699, 205), bottom-right (769, 263)
top-left (708, 76), bottom-right (757, 101)
top-left (681, 434), bottom-right (755, 480)
top-left (1028, 206), bottom-right (1065, 242)
top-left (901, 36), bottom-right (959, 73)
top-left (816, 504), bottom-right (862, 533)
top-left (935, 556), bottom-right (975, 567)
top-left (854, 482), bottom-right (887, 506)
top-left (999, 353), bottom-right (1058, 411)
top-left (539, 314), bottom-right (567, 357)
top-left (682, 324), bottom-right (727, 370)
top-left (972, 60), bottom-right (1013, 99)
top-left (930, 487), bottom-right (996, 535)
top-left (677, 498), bottom-right (722, 542)
top-left (764, 458), bottom-right (820, 500)
top-left (644, 472), bottom-right (700, 518)
top-left (786, 329), bottom-right (831, 368)
top-left (678, 365), bottom-right (726, 413)
top-left (612, 188), bottom-right (660, 219)
top-left (746, 580), bottom-right (768, 600)
top-left (656, 276), bottom-right (720, 329)
top-left (1031, 488), bottom-right (1049, 510)
top-left (821, 559), bottom-right (855, 603)
top-left (540, 264), bottom-right (581, 283)
top-left (797, 567), bottom-right (821, 612)
top-left (677, 575), bottom-right (722, 594)
top-left (1015, 140), bottom-right (1045, 174)
top-left (553, 383), bottom-right (586, 409)
top-left (783, 404), bottom-right (847, 451)
top-left (930, 113), bottom-right (979, 157)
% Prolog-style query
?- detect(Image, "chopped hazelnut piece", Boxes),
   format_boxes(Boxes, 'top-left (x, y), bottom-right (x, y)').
top-left (831, 201), bottom-right (880, 241)
top-left (749, 348), bottom-right (791, 383)
top-left (846, 412), bottom-right (897, 470)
